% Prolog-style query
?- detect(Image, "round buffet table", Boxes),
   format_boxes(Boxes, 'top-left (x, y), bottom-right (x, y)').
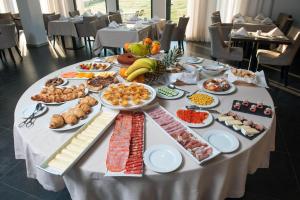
top-left (13, 59), bottom-right (276, 200)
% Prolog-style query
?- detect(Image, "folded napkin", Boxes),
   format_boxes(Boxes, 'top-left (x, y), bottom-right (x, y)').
top-left (255, 13), bottom-right (265, 21)
top-left (261, 17), bottom-right (273, 25)
top-left (95, 11), bottom-right (104, 18)
top-left (151, 15), bottom-right (160, 21)
top-left (83, 9), bottom-right (93, 17)
top-left (267, 27), bottom-right (284, 37)
top-left (232, 27), bottom-right (248, 37)
top-left (134, 21), bottom-right (144, 29)
top-left (108, 21), bottom-right (119, 28)
top-left (233, 16), bottom-right (245, 24)
top-left (233, 13), bottom-right (242, 18)
top-left (129, 15), bottom-right (140, 21)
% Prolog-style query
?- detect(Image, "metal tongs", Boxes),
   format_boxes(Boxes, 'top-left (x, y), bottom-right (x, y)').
top-left (18, 103), bottom-right (44, 128)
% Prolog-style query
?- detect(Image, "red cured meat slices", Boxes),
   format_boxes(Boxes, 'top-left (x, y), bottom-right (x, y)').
top-left (124, 112), bottom-right (144, 175)
top-left (106, 113), bottom-right (132, 172)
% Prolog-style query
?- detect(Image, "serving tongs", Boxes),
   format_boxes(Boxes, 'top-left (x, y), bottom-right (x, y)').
top-left (185, 105), bottom-right (220, 114)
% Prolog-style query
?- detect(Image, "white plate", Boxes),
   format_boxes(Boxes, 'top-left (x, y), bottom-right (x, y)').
top-left (50, 99), bottom-right (101, 131)
top-left (179, 56), bottom-right (204, 64)
top-left (156, 87), bottom-right (184, 100)
top-left (99, 83), bottom-right (156, 110)
top-left (186, 91), bottom-right (219, 108)
top-left (176, 109), bottom-right (213, 128)
top-left (22, 103), bottom-right (48, 118)
top-left (44, 78), bottom-right (68, 87)
top-left (76, 62), bottom-right (111, 72)
top-left (202, 129), bottom-right (239, 153)
top-left (144, 144), bottom-right (182, 173)
top-left (199, 79), bottom-right (237, 95)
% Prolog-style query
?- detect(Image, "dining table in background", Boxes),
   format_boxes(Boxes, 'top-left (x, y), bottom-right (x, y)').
top-left (13, 57), bottom-right (276, 200)
top-left (230, 30), bottom-right (291, 70)
top-left (48, 19), bottom-right (84, 50)
top-left (232, 16), bottom-right (276, 32)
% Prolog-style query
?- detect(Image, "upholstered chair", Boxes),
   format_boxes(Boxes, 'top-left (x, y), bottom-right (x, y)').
top-left (108, 13), bottom-right (122, 24)
top-left (256, 26), bottom-right (300, 86)
top-left (69, 10), bottom-right (80, 17)
top-left (159, 23), bottom-right (176, 52)
top-left (171, 16), bottom-right (189, 51)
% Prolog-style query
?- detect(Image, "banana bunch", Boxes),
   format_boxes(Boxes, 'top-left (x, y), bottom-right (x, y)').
top-left (125, 58), bottom-right (157, 81)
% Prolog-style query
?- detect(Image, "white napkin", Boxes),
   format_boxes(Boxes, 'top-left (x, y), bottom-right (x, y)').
top-left (261, 17), bottom-right (273, 25)
top-left (129, 15), bottom-right (140, 21)
top-left (267, 27), bottom-right (284, 37)
top-left (108, 21), bottom-right (119, 28)
top-left (134, 21), bottom-right (144, 29)
top-left (95, 11), bottom-right (104, 17)
top-left (233, 16), bottom-right (245, 23)
top-left (255, 13), bottom-right (265, 21)
top-left (225, 70), bottom-right (268, 88)
top-left (233, 13), bottom-right (242, 18)
top-left (232, 27), bottom-right (248, 37)
top-left (151, 16), bottom-right (160, 21)
top-left (165, 64), bottom-right (199, 84)
top-left (83, 9), bottom-right (93, 17)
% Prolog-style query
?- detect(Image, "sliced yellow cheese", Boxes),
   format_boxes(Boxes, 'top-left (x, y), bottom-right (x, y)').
top-left (76, 134), bottom-right (94, 142)
top-left (55, 153), bottom-right (75, 163)
top-left (241, 126), bottom-right (259, 136)
top-left (61, 148), bottom-right (78, 158)
top-left (48, 158), bottom-right (69, 170)
top-left (225, 119), bottom-right (243, 126)
top-left (233, 124), bottom-right (242, 131)
top-left (71, 138), bottom-right (89, 148)
top-left (66, 144), bottom-right (84, 154)
top-left (218, 115), bottom-right (234, 122)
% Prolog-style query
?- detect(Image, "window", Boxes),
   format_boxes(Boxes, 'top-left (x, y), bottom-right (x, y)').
top-left (76, 0), bottom-right (107, 14)
top-left (169, 0), bottom-right (187, 22)
top-left (117, 0), bottom-right (152, 20)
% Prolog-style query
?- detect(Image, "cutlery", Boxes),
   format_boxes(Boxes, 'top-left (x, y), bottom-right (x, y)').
top-left (185, 105), bottom-right (220, 114)
top-left (167, 84), bottom-right (190, 93)
top-left (19, 103), bottom-right (44, 128)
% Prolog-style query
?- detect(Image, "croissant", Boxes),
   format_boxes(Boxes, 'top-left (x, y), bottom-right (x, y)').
top-left (72, 108), bottom-right (86, 119)
top-left (80, 96), bottom-right (98, 106)
top-left (62, 114), bottom-right (78, 125)
top-left (76, 103), bottom-right (91, 114)
top-left (49, 114), bottom-right (65, 129)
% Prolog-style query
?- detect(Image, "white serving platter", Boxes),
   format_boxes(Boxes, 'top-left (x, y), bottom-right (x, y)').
top-left (50, 99), bottom-right (101, 131)
top-left (22, 103), bottom-right (48, 118)
top-left (143, 104), bottom-right (221, 165)
top-left (75, 62), bottom-right (112, 72)
top-left (37, 107), bottom-right (119, 176)
top-left (156, 86), bottom-right (185, 100)
top-left (100, 83), bottom-right (156, 110)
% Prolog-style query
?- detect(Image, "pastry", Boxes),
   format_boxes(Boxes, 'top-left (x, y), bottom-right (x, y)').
top-left (31, 84), bottom-right (86, 103)
top-left (62, 114), bottom-right (78, 125)
top-left (69, 108), bottom-right (86, 119)
top-left (231, 68), bottom-right (256, 78)
top-left (76, 103), bottom-right (91, 114)
top-left (79, 96), bottom-right (98, 106)
top-left (86, 75), bottom-right (118, 92)
top-left (49, 114), bottom-right (65, 129)
top-left (203, 78), bottom-right (230, 92)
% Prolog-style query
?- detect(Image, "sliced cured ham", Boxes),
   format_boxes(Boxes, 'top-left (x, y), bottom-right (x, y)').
top-left (146, 106), bottom-right (213, 162)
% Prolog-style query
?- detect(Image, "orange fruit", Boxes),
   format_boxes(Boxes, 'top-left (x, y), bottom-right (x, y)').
top-left (151, 45), bottom-right (160, 55)
top-left (143, 38), bottom-right (152, 45)
top-left (124, 42), bottom-right (130, 52)
top-left (119, 67), bottom-right (128, 78)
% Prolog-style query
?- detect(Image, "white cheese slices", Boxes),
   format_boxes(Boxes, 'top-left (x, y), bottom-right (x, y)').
top-left (241, 125), bottom-right (260, 136)
top-left (44, 109), bottom-right (119, 174)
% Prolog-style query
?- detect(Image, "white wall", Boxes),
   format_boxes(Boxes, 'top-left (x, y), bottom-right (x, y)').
top-left (271, 0), bottom-right (300, 26)
top-left (16, 0), bottom-right (48, 46)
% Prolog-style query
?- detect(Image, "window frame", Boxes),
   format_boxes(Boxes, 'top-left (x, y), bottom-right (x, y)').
top-left (73, 0), bottom-right (108, 13)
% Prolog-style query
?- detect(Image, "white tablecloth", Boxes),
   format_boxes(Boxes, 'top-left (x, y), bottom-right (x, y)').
top-left (92, 21), bottom-right (165, 55)
top-left (48, 20), bottom-right (82, 38)
top-left (14, 59), bottom-right (276, 200)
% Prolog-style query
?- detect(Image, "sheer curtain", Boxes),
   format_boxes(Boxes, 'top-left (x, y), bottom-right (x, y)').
top-left (0, 0), bottom-right (19, 13)
top-left (39, 0), bottom-right (74, 16)
top-left (186, 0), bottom-right (272, 41)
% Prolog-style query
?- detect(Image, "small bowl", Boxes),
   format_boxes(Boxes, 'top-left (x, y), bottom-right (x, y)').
top-left (202, 64), bottom-right (226, 76)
